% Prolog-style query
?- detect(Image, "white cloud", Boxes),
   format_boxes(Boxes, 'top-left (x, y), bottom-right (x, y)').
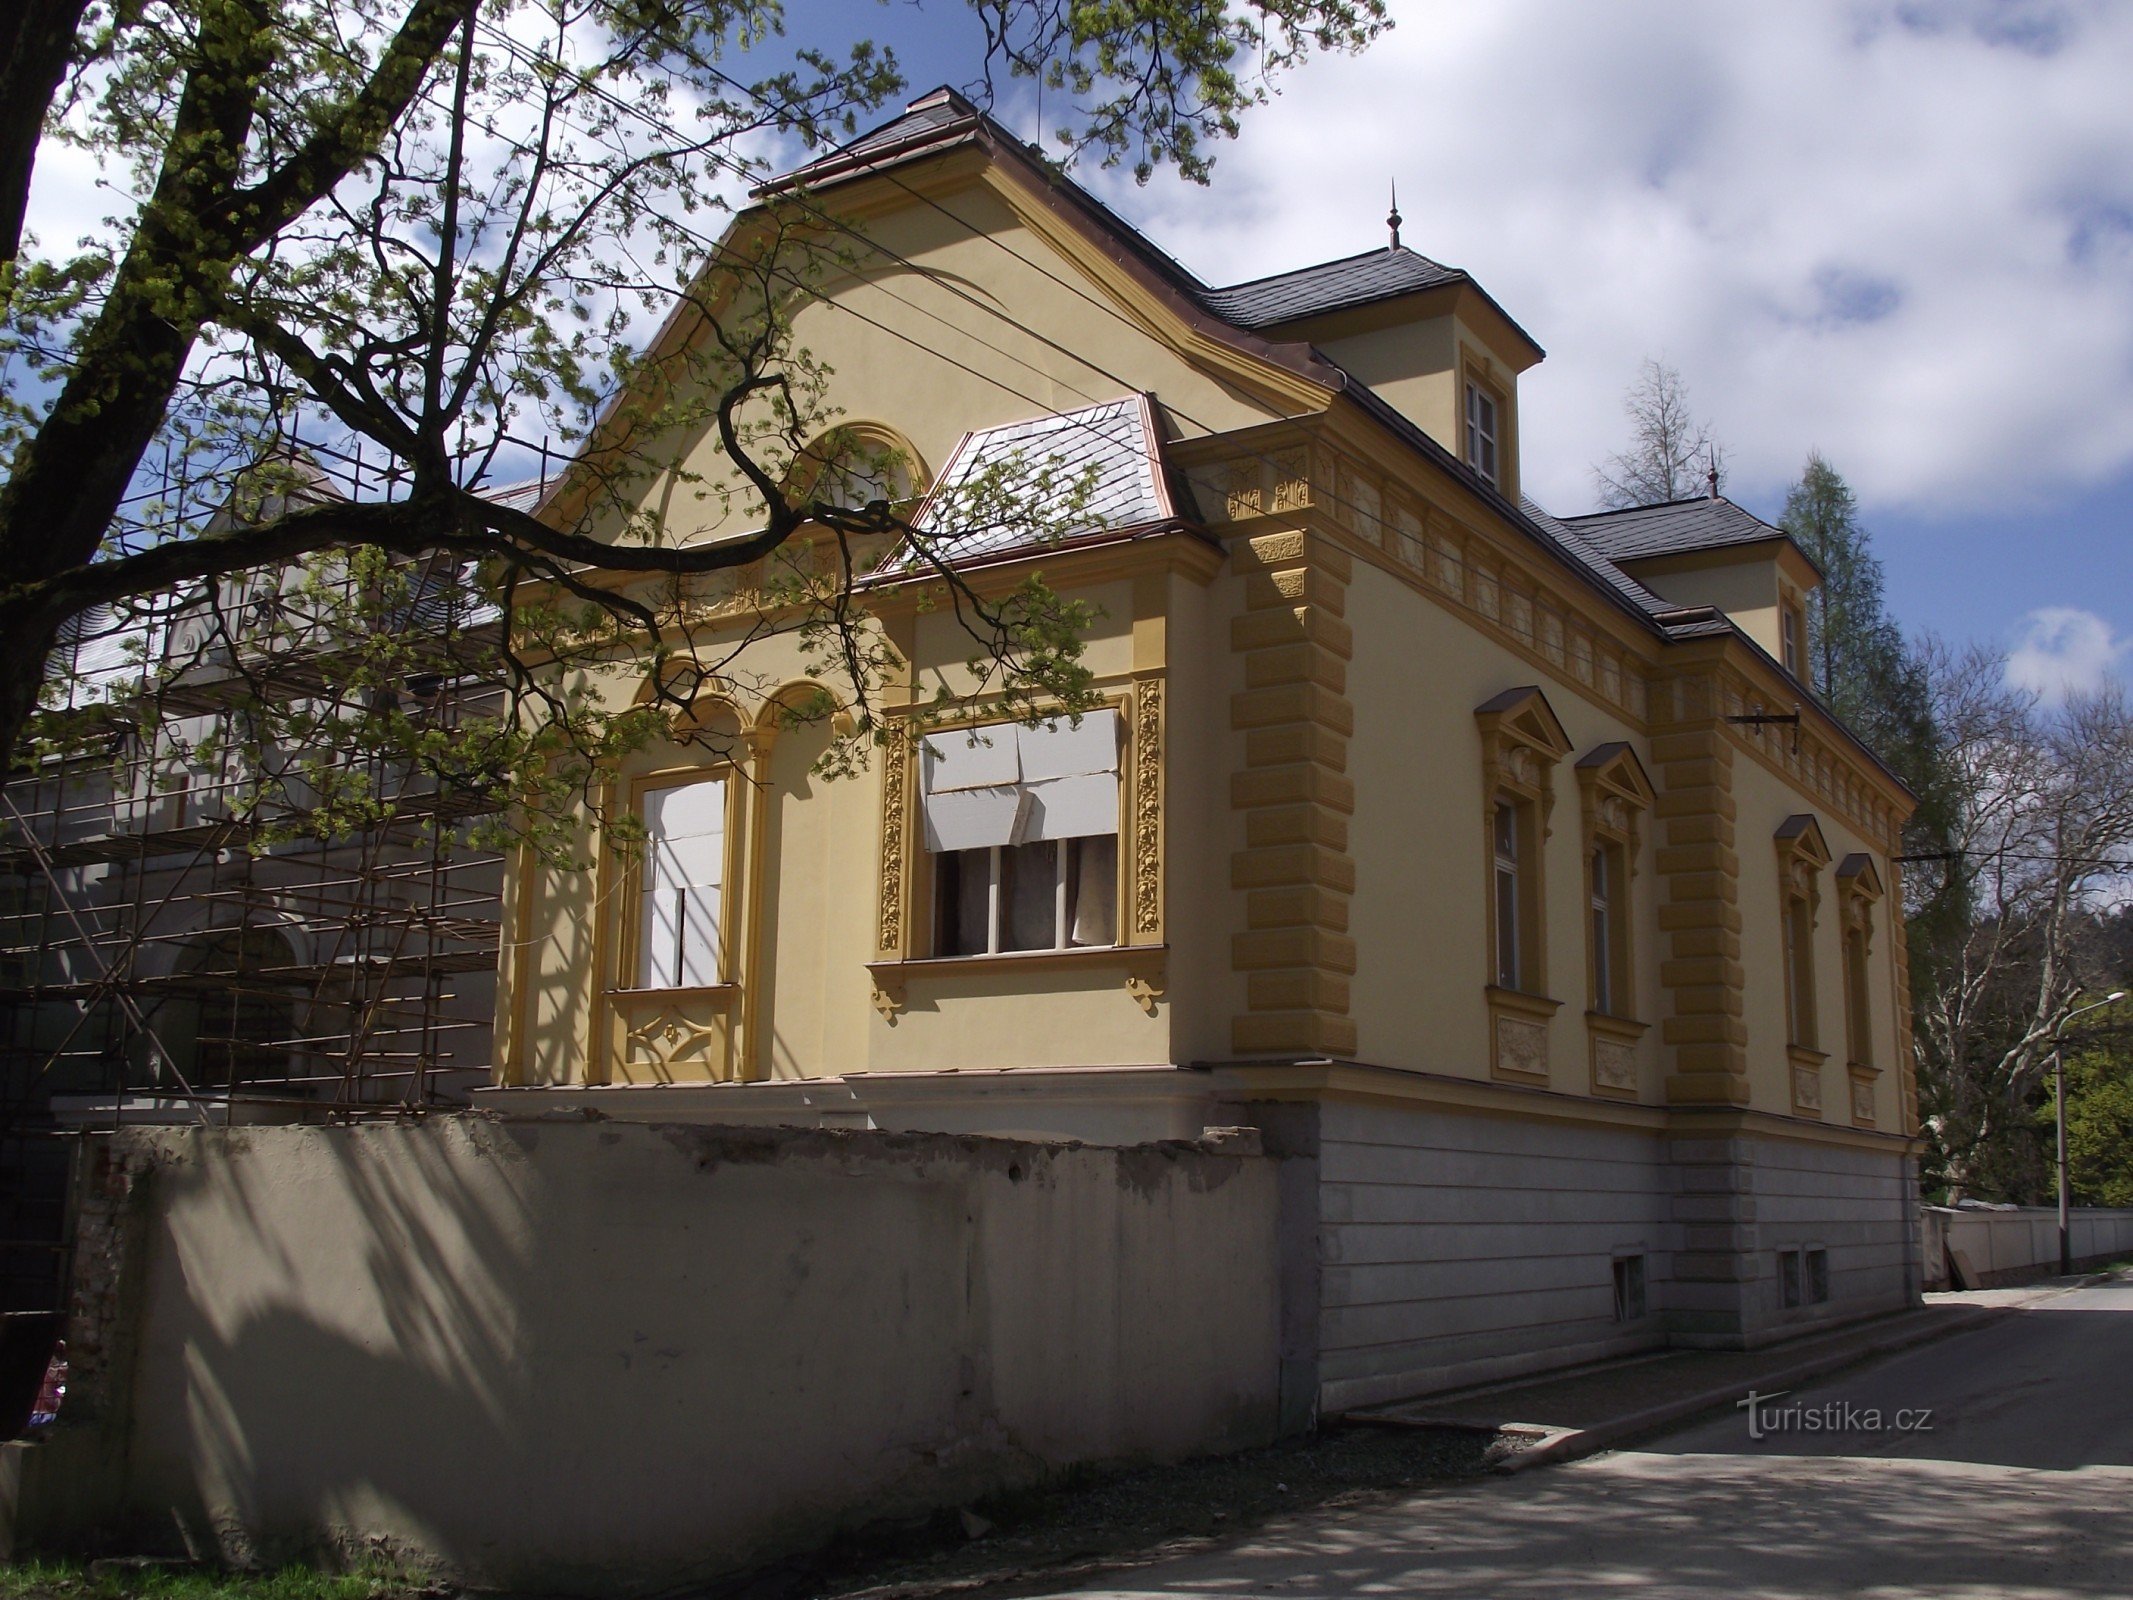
top-left (1091, 0), bottom-right (2133, 520)
top-left (2005, 607), bottom-right (2128, 700)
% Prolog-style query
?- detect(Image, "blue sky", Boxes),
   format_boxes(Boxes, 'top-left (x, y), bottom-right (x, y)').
top-left (23, 1), bottom-right (2125, 692)
top-left (794, 0), bottom-right (2133, 697)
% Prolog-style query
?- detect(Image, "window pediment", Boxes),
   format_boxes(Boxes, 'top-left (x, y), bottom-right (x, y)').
top-left (1476, 686), bottom-right (1570, 822)
top-left (1836, 851), bottom-right (1883, 901)
top-left (1775, 813), bottom-right (1832, 899)
top-left (1836, 852), bottom-right (1882, 944)
top-left (1576, 741), bottom-right (1654, 851)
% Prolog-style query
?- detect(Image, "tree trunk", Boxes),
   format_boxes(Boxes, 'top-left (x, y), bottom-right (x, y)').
top-left (0, 600), bottom-right (62, 770)
top-left (0, 0), bottom-right (87, 269)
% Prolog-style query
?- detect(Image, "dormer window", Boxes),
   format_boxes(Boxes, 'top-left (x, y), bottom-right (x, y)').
top-left (1780, 597), bottom-right (1807, 680)
top-left (1464, 382), bottom-right (1500, 487)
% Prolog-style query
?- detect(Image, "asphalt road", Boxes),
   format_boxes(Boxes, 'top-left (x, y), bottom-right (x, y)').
top-left (1049, 1278), bottom-right (2133, 1599)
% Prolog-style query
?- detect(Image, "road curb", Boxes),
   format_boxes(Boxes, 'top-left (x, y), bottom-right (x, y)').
top-left (1493, 1304), bottom-right (2000, 1474)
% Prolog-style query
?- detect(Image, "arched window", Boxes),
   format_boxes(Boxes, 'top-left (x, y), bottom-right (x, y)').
top-left (795, 424), bottom-right (923, 514)
top-left (176, 927), bottom-right (301, 1093)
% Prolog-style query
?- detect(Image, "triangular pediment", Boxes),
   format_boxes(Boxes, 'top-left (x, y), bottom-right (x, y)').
top-left (1474, 686), bottom-right (1572, 761)
top-left (1775, 813), bottom-right (1832, 868)
top-left (1575, 741), bottom-right (1655, 808)
top-left (1836, 852), bottom-right (1884, 900)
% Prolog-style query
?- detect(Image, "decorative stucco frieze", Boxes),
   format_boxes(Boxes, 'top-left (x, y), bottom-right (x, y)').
top-left (876, 731), bottom-right (908, 956)
top-left (1133, 677), bottom-right (1164, 938)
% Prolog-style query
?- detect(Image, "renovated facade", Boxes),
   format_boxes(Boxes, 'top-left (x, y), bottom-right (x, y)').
top-left (485, 89), bottom-right (1922, 1413)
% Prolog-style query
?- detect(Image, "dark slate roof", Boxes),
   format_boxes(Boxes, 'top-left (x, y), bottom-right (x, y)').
top-left (835, 90), bottom-right (971, 162)
top-left (1202, 247), bottom-right (1468, 329)
top-left (779, 93), bottom-right (1502, 337)
top-left (1518, 497), bottom-right (1680, 621)
top-left (1563, 496), bottom-right (1804, 566)
top-left (767, 93), bottom-right (1736, 646)
top-left (775, 87), bottom-right (983, 191)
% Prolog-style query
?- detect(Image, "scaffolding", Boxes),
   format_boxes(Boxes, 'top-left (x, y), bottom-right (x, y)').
top-left (0, 533), bottom-right (511, 1313)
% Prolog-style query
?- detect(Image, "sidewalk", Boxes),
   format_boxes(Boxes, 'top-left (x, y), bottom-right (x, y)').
top-left (1347, 1281), bottom-right (2083, 1472)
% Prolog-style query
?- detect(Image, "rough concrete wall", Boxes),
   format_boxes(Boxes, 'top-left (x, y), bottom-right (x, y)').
top-left (36, 1116), bottom-right (1279, 1594)
top-left (1309, 1100), bottom-right (1676, 1411)
top-left (1924, 1205), bottom-right (2133, 1287)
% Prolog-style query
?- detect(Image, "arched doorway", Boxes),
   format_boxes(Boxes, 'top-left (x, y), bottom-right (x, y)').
top-left (174, 926), bottom-right (302, 1094)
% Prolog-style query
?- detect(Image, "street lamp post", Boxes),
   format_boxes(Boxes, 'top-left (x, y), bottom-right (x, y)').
top-left (2054, 990), bottom-right (2126, 1277)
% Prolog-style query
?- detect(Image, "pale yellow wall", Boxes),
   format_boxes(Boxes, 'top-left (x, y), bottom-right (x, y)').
top-left (514, 793), bottom-right (599, 1088)
top-left (645, 182), bottom-right (1291, 548)
top-left (909, 576), bottom-right (1136, 696)
top-left (757, 716), bottom-right (841, 1078)
top-left (504, 567), bottom-right (1216, 1086)
top-left (1309, 312), bottom-right (1522, 501)
top-left (1162, 563), bottom-right (1242, 1065)
top-left (1623, 558), bottom-right (1787, 662)
top-left (1341, 559), bottom-right (1662, 1098)
top-left (1314, 316), bottom-right (1460, 452)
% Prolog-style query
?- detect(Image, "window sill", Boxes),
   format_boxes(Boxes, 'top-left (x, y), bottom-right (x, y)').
top-left (1585, 1011), bottom-right (1649, 1041)
top-left (867, 944), bottom-right (1167, 1021)
top-left (1485, 985), bottom-right (1562, 1021)
top-left (607, 983), bottom-right (739, 1001)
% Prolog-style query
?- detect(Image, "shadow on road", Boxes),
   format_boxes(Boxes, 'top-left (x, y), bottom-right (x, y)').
top-left (1049, 1451), bottom-right (2133, 1599)
top-left (1648, 1292), bottom-right (2133, 1470)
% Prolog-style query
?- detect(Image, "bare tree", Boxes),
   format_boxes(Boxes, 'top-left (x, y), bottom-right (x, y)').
top-left (1592, 358), bottom-right (1725, 509)
top-left (1909, 639), bottom-right (2133, 1199)
top-left (0, 0), bottom-right (1391, 781)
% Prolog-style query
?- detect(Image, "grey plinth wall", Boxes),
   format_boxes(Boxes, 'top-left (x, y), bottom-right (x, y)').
top-left (1251, 1093), bottom-right (1920, 1413)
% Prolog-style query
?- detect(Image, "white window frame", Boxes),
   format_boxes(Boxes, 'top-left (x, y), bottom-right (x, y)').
top-left (1493, 799), bottom-right (1521, 990)
top-left (635, 775), bottom-right (728, 990)
top-left (1465, 381), bottom-right (1500, 486)
top-left (934, 835), bottom-right (1119, 957)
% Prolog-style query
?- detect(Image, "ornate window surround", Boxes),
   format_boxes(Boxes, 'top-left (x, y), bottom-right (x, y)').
top-left (596, 695), bottom-right (754, 1086)
top-left (1576, 741), bottom-right (1654, 1098)
top-left (1775, 813), bottom-right (1832, 1117)
top-left (869, 680), bottom-right (1165, 1021)
top-left (1836, 852), bottom-right (1884, 1126)
top-left (787, 420), bottom-right (929, 510)
top-left (1476, 686), bottom-right (1570, 1084)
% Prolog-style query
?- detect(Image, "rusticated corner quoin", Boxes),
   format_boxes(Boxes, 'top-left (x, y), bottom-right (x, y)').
top-left (1651, 670), bottom-right (1749, 1106)
top-left (1228, 524), bottom-right (1358, 1058)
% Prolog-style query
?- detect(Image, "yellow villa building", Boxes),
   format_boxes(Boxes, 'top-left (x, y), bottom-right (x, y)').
top-left (484, 89), bottom-right (1922, 1414)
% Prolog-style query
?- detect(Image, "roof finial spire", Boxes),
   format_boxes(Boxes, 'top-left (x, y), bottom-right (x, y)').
top-left (1387, 180), bottom-right (1402, 251)
top-left (1706, 445), bottom-right (1720, 501)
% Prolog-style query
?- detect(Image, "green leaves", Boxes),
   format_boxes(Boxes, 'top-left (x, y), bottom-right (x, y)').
top-left (972, 0), bottom-right (1388, 184)
top-left (5, 0), bottom-right (1387, 874)
top-left (1778, 452), bottom-right (1958, 882)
